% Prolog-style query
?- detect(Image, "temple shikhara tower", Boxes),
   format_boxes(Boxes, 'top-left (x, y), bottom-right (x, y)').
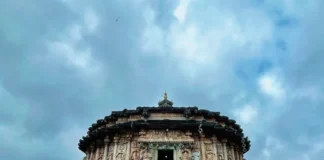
top-left (79, 93), bottom-right (251, 160)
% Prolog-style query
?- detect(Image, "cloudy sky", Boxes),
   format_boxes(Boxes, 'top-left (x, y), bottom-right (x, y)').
top-left (1, 0), bottom-right (324, 159)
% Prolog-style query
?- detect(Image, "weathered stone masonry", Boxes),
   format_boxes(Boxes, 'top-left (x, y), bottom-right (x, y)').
top-left (79, 93), bottom-right (251, 160)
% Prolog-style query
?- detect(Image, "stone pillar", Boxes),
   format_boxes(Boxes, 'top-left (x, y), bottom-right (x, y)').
top-left (113, 136), bottom-right (119, 160)
top-left (228, 143), bottom-right (235, 160)
top-left (103, 138), bottom-right (110, 160)
top-left (95, 146), bottom-right (100, 160)
top-left (126, 136), bottom-right (132, 160)
top-left (211, 135), bottom-right (218, 160)
top-left (221, 139), bottom-right (228, 160)
top-left (90, 145), bottom-right (95, 160)
top-left (175, 145), bottom-right (179, 160)
top-left (200, 134), bottom-right (206, 160)
top-left (233, 146), bottom-right (238, 160)
top-left (85, 150), bottom-right (90, 160)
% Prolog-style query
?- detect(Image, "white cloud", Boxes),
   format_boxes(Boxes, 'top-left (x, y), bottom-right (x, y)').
top-left (46, 40), bottom-right (101, 76)
top-left (297, 134), bottom-right (324, 160)
top-left (68, 24), bottom-right (83, 42)
top-left (44, 17), bottom-right (105, 90)
top-left (83, 9), bottom-right (99, 33)
top-left (262, 148), bottom-right (271, 160)
top-left (42, 3), bottom-right (102, 78)
top-left (58, 126), bottom-right (85, 159)
top-left (292, 86), bottom-right (324, 102)
top-left (232, 92), bottom-right (246, 104)
top-left (265, 136), bottom-right (285, 150)
top-left (140, 8), bottom-right (166, 55)
top-left (258, 71), bottom-right (286, 101)
top-left (260, 136), bottom-right (286, 160)
top-left (173, 0), bottom-right (190, 24)
top-left (140, 0), bottom-right (274, 81)
top-left (233, 103), bottom-right (258, 125)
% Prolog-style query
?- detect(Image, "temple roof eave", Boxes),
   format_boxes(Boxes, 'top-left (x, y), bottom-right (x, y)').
top-left (89, 106), bottom-right (242, 134)
top-left (78, 120), bottom-right (251, 153)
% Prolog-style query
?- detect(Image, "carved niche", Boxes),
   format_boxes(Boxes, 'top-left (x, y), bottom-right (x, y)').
top-left (216, 142), bottom-right (224, 160)
top-left (204, 143), bottom-right (213, 152)
top-left (131, 150), bottom-right (139, 160)
top-left (131, 140), bottom-right (140, 160)
top-left (107, 143), bottom-right (114, 160)
top-left (139, 148), bottom-right (152, 160)
top-left (116, 141), bottom-right (128, 160)
top-left (191, 152), bottom-right (201, 160)
top-left (192, 140), bottom-right (200, 152)
top-left (206, 152), bottom-right (215, 160)
top-left (97, 147), bottom-right (104, 160)
top-left (137, 130), bottom-right (194, 143)
top-left (204, 143), bottom-right (215, 160)
top-left (116, 152), bottom-right (126, 160)
top-left (180, 149), bottom-right (191, 160)
top-left (234, 147), bottom-right (239, 160)
top-left (227, 146), bottom-right (233, 160)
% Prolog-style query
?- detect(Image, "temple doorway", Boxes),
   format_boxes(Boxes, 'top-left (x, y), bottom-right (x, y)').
top-left (158, 150), bottom-right (173, 160)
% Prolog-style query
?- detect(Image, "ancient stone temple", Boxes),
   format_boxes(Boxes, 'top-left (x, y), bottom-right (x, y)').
top-left (78, 93), bottom-right (251, 160)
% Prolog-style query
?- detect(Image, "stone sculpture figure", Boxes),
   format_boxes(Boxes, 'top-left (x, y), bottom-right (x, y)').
top-left (217, 155), bottom-right (223, 160)
top-left (108, 144), bottom-right (114, 160)
top-left (216, 142), bottom-right (223, 156)
top-left (116, 152), bottom-right (126, 160)
top-left (206, 152), bottom-right (214, 160)
top-left (131, 151), bottom-right (139, 160)
top-left (227, 146), bottom-right (232, 160)
top-left (205, 143), bottom-right (213, 151)
top-left (180, 150), bottom-right (190, 160)
top-left (140, 149), bottom-right (152, 160)
top-left (191, 152), bottom-right (201, 160)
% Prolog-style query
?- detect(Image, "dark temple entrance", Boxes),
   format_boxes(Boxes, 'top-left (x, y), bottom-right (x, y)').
top-left (158, 150), bottom-right (173, 160)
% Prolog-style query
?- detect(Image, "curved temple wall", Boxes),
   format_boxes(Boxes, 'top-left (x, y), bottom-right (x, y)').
top-left (79, 94), bottom-right (250, 160)
top-left (86, 130), bottom-right (244, 160)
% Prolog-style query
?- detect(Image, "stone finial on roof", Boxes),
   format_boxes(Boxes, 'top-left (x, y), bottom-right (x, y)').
top-left (158, 91), bottom-right (173, 107)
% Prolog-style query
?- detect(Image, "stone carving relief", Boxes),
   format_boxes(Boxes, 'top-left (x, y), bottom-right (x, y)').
top-left (227, 146), bottom-right (233, 160)
top-left (204, 142), bottom-right (215, 160)
top-left (217, 154), bottom-right (224, 160)
top-left (206, 152), bottom-right (215, 160)
top-left (216, 142), bottom-right (224, 159)
top-left (234, 148), bottom-right (238, 160)
top-left (139, 149), bottom-right (152, 160)
top-left (118, 142), bottom-right (128, 151)
top-left (191, 152), bottom-right (201, 160)
top-left (97, 147), bottom-right (104, 160)
top-left (180, 149), bottom-right (190, 160)
top-left (116, 152), bottom-right (126, 160)
top-left (115, 142), bottom-right (128, 160)
top-left (131, 150), bottom-right (139, 160)
top-left (204, 143), bottom-right (213, 152)
top-left (132, 141), bottom-right (139, 148)
top-left (192, 141), bottom-right (200, 152)
top-left (137, 130), bottom-right (194, 142)
top-left (131, 140), bottom-right (140, 160)
top-left (107, 144), bottom-right (114, 160)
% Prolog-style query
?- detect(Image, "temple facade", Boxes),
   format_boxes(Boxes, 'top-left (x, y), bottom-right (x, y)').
top-left (79, 93), bottom-right (251, 160)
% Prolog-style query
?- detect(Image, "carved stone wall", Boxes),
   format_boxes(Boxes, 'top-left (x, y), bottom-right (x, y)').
top-left (108, 143), bottom-right (114, 160)
top-left (148, 113), bottom-right (186, 120)
top-left (97, 131), bottom-right (243, 160)
top-left (216, 141), bottom-right (224, 160)
top-left (204, 143), bottom-right (215, 160)
top-left (137, 130), bottom-right (194, 143)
